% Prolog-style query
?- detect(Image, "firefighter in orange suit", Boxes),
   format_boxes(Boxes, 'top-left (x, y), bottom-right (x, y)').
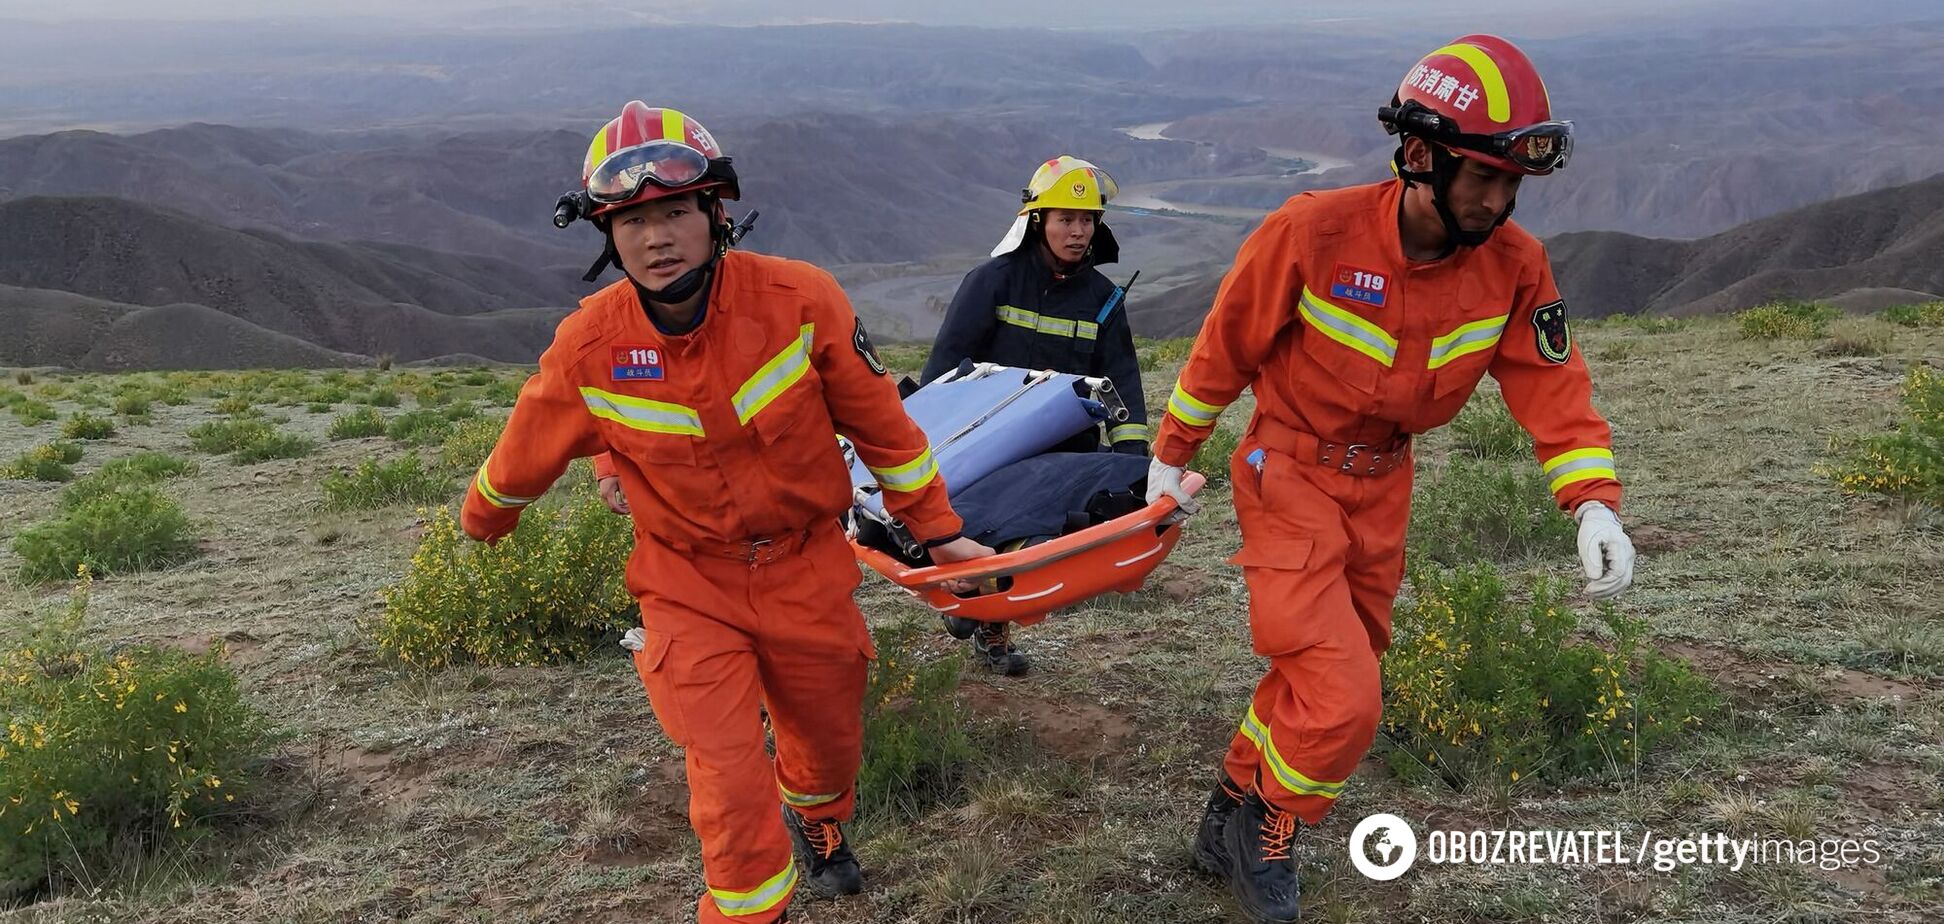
top-left (462, 101), bottom-right (991, 924)
top-left (1144, 38), bottom-right (1637, 922)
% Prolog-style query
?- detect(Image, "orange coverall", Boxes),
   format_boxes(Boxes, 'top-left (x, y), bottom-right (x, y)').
top-left (1154, 178), bottom-right (1622, 824)
top-left (462, 250), bottom-right (960, 923)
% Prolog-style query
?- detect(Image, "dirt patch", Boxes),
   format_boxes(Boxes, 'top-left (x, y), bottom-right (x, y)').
top-left (958, 683), bottom-right (1138, 767)
top-left (1143, 564), bottom-right (1205, 606)
top-left (1661, 641), bottom-right (1934, 704)
top-left (1630, 523), bottom-right (1702, 553)
top-left (1839, 762), bottom-right (1928, 817)
top-left (328, 745), bottom-right (439, 819)
top-left (167, 629), bottom-right (268, 666)
top-left (579, 762), bottom-right (691, 868)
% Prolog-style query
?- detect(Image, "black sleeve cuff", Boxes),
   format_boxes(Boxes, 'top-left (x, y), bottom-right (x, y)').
top-left (921, 531), bottom-right (963, 549)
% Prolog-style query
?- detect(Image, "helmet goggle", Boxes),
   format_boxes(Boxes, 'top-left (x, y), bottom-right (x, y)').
top-left (1380, 99), bottom-right (1574, 173)
top-left (1458, 121), bottom-right (1574, 173)
top-left (586, 140), bottom-right (715, 204)
top-left (1023, 164), bottom-right (1119, 206)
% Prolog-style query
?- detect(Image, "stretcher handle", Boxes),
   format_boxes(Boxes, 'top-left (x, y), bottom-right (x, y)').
top-left (870, 472), bottom-right (1207, 587)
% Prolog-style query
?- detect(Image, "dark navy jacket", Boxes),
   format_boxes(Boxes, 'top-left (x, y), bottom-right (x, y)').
top-left (919, 247), bottom-right (1148, 449)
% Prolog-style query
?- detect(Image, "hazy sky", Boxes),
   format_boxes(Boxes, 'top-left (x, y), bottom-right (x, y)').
top-left (1, 0), bottom-right (1928, 32)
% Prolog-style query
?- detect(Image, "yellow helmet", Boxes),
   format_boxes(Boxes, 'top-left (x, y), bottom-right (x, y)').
top-left (1018, 155), bottom-right (1118, 215)
top-left (992, 155), bottom-right (1122, 260)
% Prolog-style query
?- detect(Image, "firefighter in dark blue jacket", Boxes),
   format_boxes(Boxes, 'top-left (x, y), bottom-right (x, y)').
top-left (919, 155), bottom-right (1149, 675)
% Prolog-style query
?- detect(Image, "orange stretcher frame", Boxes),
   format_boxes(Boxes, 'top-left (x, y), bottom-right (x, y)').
top-left (849, 472), bottom-right (1207, 627)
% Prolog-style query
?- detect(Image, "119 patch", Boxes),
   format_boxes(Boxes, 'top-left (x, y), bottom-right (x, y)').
top-left (610, 345), bottom-right (665, 381)
top-left (1330, 263), bottom-right (1389, 308)
top-left (1532, 300), bottom-right (1571, 364)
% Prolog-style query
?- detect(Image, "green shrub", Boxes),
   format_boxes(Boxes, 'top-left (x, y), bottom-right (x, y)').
top-left (1137, 336), bottom-right (1196, 371)
top-left (1449, 399), bottom-right (1530, 461)
top-left (186, 417), bottom-right (274, 455)
top-left (362, 388), bottom-right (401, 408)
top-left (413, 384), bottom-right (453, 407)
top-left (306, 384), bottom-right (351, 405)
top-left (386, 409), bottom-right (455, 446)
top-left (1882, 301), bottom-right (1944, 328)
top-left (114, 394), bottom-right (153, 419)
top-left (375, 487), bottom-right (634, 668)
top-left (14, 486), bottom-right (198, 581)
top-left (1822, 364), bottom-right (1944, 507)
top-left (459, 371), bottom-right (496, 387)
top-left (1190, 424), bottom-right (1243, 486)
top-left (12, 399), bottom-right (58, 426)
top-left (855, 619), bottom-right (973, 822)
top-left (1, 572), bottom-right (274, 898)
top-left (42, 442), bottom-right (84, 465)
top-left (439, 416), bottom-right (505, 474)
top-left (1383, 564), bottom-right (1718, 790)
top-left (320, 455), bottom-right (454, 512)
top-left (60, 413), bottom-right (116, 441)
top-left (1736, 300), bottom-right (1838, 340)
top-left (229, 431), bottom-right (315, 464)
top-left (211, 395), bottom-right (255, 416)
top-left (13, 370), bottom-right (30, 385)
top-left (481, 378), bottom-right (522, 406)
top-left (2, 443), bottom-right (83, 482)
top-left (1409, 459), bottom-right (1576, 565)
top-left (326, 407), bottom-right (386, 440)
top-left (59, 453), bottom-right (197, 508)
top-left (440, 401), bottom-right (479, 423)
top-left (35, 383), bottom-right (69, 401)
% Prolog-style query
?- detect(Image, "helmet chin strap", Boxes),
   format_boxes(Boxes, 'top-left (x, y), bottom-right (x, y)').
top-left (589, 196), bottom-right (733, 301)
top-left (630, 245), bottom-right (721, 305)
top-left (1393, 143), bottom-right (1515, 250)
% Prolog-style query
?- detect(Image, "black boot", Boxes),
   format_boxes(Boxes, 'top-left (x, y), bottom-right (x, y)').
top-left (1193, 776), bottom-right (1246, 876)
top-left (780, 804), bottom-right (863, 897)
top-left (1222, 792), bottom-right (1303, 924)
top-left (973, 621), bottom-right (1029, 676)
top-left (940, 612), bottom-right (979, 640)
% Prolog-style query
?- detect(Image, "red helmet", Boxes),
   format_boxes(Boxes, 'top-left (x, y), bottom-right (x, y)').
top-left (579, 101), bottom-right (740, 220)
top-left (1381, 34), bottom-right (1570, 175)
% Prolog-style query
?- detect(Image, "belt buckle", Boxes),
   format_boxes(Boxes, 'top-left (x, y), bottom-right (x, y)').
top-left (1339, 442), bottom-right (1370, 474)
top-left (743, 536), bottom-right (775, 563)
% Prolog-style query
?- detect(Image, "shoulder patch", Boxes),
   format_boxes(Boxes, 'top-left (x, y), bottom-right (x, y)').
top-left (853, 321), bottom-right (888, 376)
top-left (1532, 300), bottom-right (1571, 364)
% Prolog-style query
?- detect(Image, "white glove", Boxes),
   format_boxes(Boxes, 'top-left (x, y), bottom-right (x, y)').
top-left (1145, 456), bottom-right (1199, 515)
top-left (1574, 501), bottom-right (1635, 600)
top-left (620, 627), bottom-right (646, 652)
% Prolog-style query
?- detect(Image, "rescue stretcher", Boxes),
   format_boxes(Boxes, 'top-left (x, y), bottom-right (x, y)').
top-left (843, 362), bottom-right (1206, 627)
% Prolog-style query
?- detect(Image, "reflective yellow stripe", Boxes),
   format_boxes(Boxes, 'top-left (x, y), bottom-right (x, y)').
top-left (996, 305), bottom-right (1037, 330)
top-left (1427, 314), bottom-right (1509, 369)
top-left (1108, 423), bottom-right (1150, 444)
top-left (580, 387), bottom-right (705, 436)
top-left (867, 447), bottom-right (940, 493)
top-left (661, 107), bottom-right (685, 143)
top-left (779, 783), bottom-right (842, 809)
top-left (733, 323), bottom-right (815, 424)
top-left (1433, 42), bottom-right (1512, 123)
top-left (710, 860), bottom-right (797, 916)
top-left (994, 306), bottom-right (1097, 341)
top-left (1542, 447), bottom-right (1618, 494)
top-left (473, 460), bottom-right (538, 509)
top-left (1299, 288), bottom-right (1397, 367)
top-left (1166, 382), bottom-right (1225, 428)
top-left (1239, 706), bottom-right (1346, 798)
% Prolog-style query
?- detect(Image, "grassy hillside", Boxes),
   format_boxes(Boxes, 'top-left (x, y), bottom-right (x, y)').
top-left (1, 314), bottom-right (1940, 922)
